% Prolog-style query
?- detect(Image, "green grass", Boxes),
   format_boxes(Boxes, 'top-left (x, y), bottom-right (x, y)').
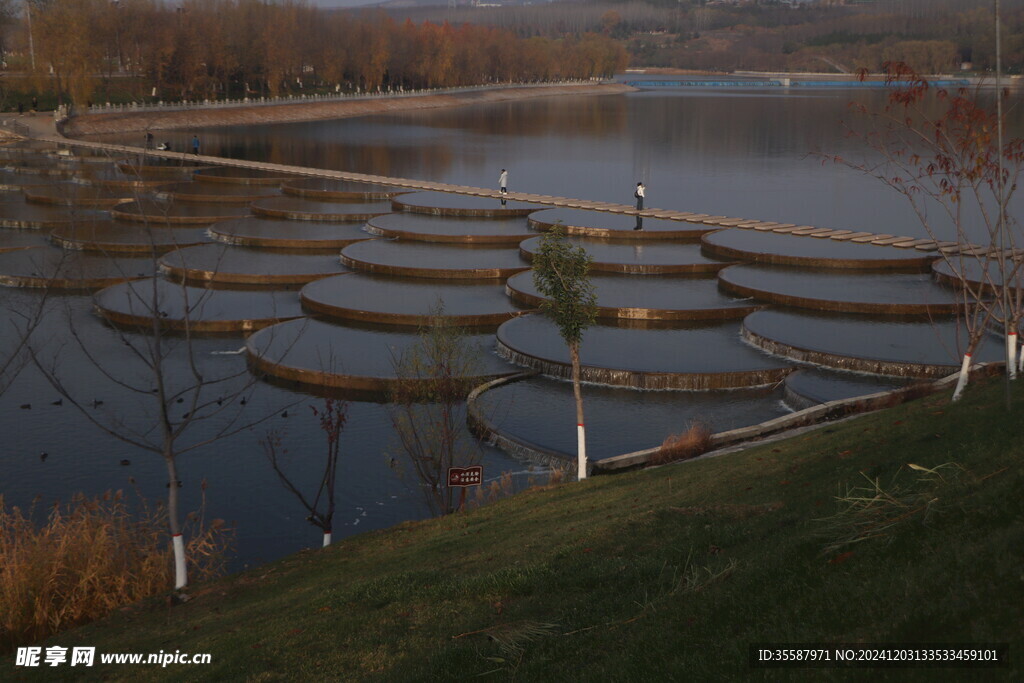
top-left (6, 376), bottom-right (1022, 680)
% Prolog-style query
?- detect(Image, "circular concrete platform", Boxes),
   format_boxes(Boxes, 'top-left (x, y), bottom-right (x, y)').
top-left (741, 309), bottom-right (1003, 378)
top-left (2, 159), bottom-right (76, 178)
top-left (155, 181), bottom-right (281, 204)
top-left (519, 235), bottom-right (730, 275)
top-left (160, 244), bottom-right (348, 286)
top-left (245, 317), bottom-right (518, 393)
top-left (340, 239), bottom-right (529, 279)
top-left (496, 314), bottom-right (792, 390)
top-left (365, 213), bottom-right (535, 245)
top-left (718, 264), bottom-right (963, 315)
top-left (505, 271), bottom-right (760, 322)
top-left (0, 170), bottom-right (64, 192)
top-left (783, 368), bottom-right (911, 410)
top-left (22, 184), bottom-right (131, 208)
top-left (528, 208), bottom-right (713, 240)
top-left (95, 278), bottom-right (305, 333)
top-left (301, 273), bottom-right (528, 326)
top-left (50, 221), bottom-right (211, 254)
top-left (702, 229), bottom-right (935, 270)
top-left (932, 258), bottom-right (1024, 295)
top-left (0, 141), bottom-right (60, 159)
top-left (471, 375), bottom-right (787, 462)
top-left (0, 195), bottom-right (108, 229)
top-left (112, 199), bottom-right (250, 225)
top-left (192, 167), bottom-right (299, 185)
top-left (73, 166), bottom-right (168, 191)
top-left (0, 246), bottom-right (152, 289)
top-left (116, 158), bottom-right (210, 179)
top-left (0, 231), bottom-right (49, 253)
top-left (48, 150), bottom-right (112, 166)
top-left (250, 196), bottom-right (392, 221)
top-left (207, 216), bottom-right (371, 249)
top-left (282, 178), bottom-right (401, 200)
top-left (393, 191), bottom-right (539, 217)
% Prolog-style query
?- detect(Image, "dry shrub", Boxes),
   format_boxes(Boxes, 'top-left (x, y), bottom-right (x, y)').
top-left (0, 488), bottom-right (232, 653)
top-left (470, 471), bottom-right (515, 510)
top-left (650, 423), bottom-right (713, 466)
top-left (545, 466), bottom-right (567, 486)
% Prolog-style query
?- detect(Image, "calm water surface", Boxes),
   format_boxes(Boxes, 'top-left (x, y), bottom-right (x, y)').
top-left (5, 87), bottom-right (1018, 569)
top-left (99, 88), bottom-right (1024, 241)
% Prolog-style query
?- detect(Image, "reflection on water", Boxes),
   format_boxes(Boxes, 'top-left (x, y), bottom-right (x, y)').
top-left (475, 375), bottom-right (788, 461)
top-left (10, 86), bottom-right (1017, 570)
top-left (0, 291), bottom-right (527, 568)
top-left (90, 88), bottom-right (1024, 240)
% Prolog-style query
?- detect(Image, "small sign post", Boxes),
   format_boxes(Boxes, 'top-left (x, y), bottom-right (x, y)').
top-left (447, 466), bottom-right (483, 511)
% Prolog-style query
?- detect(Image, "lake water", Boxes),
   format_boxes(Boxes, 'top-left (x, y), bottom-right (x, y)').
top-left (2, 85), bottom-right (1019, 570)
top-left (102, 87), bottom-right (1024, 241)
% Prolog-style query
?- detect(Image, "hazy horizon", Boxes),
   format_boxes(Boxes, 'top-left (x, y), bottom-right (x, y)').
top-left (306, 0), bottom-right (411, 8)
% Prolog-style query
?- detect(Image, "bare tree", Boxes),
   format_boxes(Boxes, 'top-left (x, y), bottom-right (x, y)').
top-left (262, 397), bottom-right (348, 548)
top-left (388, 303), bottom-right (485, 517)
top-left (832, 63), bottom-right (1023, 400)
top-left (28, 174), bottom-right (290, 591)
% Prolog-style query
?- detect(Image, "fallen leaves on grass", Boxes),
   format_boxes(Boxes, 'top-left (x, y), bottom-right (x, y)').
top-left (828, 551), bottom-right (855, 565)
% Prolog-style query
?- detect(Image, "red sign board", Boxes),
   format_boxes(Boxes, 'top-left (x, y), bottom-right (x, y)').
top-left (447, 466), bottom-right (483, 487)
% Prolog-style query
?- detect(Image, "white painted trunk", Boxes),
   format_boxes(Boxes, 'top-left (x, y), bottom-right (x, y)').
top-left (952, 353), bottom-right (972, 402)
top-left (172, 534), bottom-right (187, 589)
top-left (577, 424), bottom-right (587, 481)
top-left (1008, 332), bottom-right (1018, 380)
top-left (322, 531), bottom-right (332, 547)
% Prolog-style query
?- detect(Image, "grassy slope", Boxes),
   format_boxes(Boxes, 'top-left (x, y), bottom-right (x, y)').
top-left (8, 377), bottom-right (1023, 681)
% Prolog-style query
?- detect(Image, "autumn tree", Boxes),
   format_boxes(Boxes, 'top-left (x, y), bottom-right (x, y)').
top-left (30, 0), bottom-right (105, 105)
top-left (836, 63), bottom-right (1023, 399)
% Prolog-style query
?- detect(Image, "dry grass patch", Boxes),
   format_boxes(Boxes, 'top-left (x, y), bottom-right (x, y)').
top-left (650, 422), bottom-right (713, 466)
top-left (0, 489), bottom-right (231, 652)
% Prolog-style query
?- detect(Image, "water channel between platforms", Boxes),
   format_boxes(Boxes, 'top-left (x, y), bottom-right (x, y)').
top-left (0, 98), bottom-right (1012, 568)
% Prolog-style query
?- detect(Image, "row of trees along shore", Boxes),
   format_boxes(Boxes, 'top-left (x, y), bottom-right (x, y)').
top-left (6, 0), bottom-right (627, 106)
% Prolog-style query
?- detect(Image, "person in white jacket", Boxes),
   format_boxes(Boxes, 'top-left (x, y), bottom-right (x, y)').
top-left (499, 169), bottom-right (508, 195)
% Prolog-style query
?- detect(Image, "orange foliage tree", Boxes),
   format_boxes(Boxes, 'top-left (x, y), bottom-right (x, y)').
top-left (26, 0), bottom-right (627, 105)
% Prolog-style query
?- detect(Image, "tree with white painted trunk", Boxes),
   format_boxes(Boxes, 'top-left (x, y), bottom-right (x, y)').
top-left (28, 186), bottom-right (289, 592)
top-left (262, 397), bottom-right (348, 548)
top-left (531, 225), bottom-right (597, 480)
top-left (832, 63), bottom-right (1024, 401)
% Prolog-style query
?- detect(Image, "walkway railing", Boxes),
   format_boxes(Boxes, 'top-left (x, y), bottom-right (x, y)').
top-left (2, 119), bottom-right (31, 138)
top-left (84, 80), bottom-right (600, 115)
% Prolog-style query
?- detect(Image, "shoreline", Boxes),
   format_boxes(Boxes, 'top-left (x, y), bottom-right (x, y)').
top-left (63, 83), bottom-right (635, 136)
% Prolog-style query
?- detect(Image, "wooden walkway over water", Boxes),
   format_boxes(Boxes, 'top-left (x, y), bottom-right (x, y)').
top-left (29, 131), bottom-right (1012, 259)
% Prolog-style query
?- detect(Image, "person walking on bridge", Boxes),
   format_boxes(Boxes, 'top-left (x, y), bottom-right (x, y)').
top-left (499, 169), bottom-right (508, 196)
top-left (192, 135), bottom-right (200, 156)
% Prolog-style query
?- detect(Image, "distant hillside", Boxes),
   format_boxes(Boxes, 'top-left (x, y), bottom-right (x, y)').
top-left (376, 0), bottom-right (1024, 74)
